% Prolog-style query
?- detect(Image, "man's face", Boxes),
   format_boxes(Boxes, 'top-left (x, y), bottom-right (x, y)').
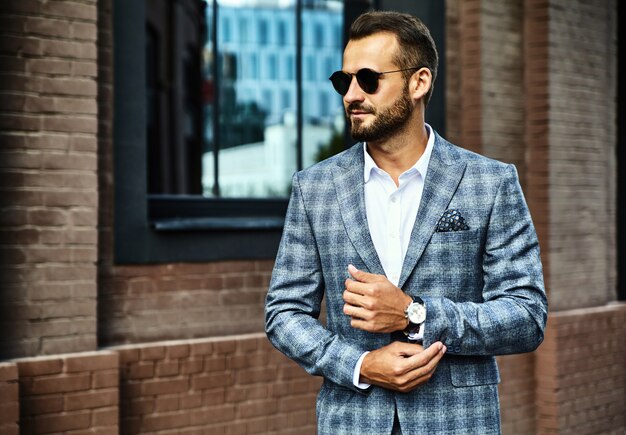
top-left (341, 32), bottom-right (414, 143)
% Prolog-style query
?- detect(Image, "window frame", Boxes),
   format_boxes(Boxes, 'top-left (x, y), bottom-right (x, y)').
top-left (113, 0), bottom-right (445, 264)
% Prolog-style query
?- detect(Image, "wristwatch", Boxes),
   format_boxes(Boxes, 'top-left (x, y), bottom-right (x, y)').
top-left (404, 296), bottom-right (426, 336)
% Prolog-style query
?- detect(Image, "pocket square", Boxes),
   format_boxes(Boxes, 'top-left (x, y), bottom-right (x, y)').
top-left (436, 209), bottom-right (470, 232)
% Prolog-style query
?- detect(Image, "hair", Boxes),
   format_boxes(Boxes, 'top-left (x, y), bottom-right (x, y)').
top-left (349, 10), bottom-right (439, 106)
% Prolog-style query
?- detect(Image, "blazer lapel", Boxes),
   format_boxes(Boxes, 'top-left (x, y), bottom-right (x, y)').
top-left (332, 144), bottom-right (385, 275)
top-left (398, 134), bottom-right (467, 288)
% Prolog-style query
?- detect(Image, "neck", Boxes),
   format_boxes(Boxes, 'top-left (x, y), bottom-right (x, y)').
top-left (367, 119), bottom-right (428, 185)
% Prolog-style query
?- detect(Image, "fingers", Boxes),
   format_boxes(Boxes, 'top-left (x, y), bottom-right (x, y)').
top-left (348, 264), bottom-right (381, 283)
top-left (396, 343), bottom-right (446, 392)
top-left (360, 342), bottom-right (446, 393)
top-left (406, 342), bottom-right (445, 367)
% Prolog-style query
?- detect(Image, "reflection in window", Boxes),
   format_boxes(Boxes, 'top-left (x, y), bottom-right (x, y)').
top-left (258, 19), bottom-right (268, 45)
top-left (277, 20), bottom-right (287, 46)
top-left (222, 16), bottom-right (231, 42)
top-left (202, 0), bottom-right (343, 198)
top-left (239, 17), bottom-right (248, 42)
top-left (268, 54), bottom-right (277, 80)
top-left (286, 54), bottom-right (294, 80)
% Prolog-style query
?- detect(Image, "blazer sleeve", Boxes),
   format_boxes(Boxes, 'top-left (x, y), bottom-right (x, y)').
top-left (422, 164), bottom-right (548, 355)
top-left (265, 172), bottom-right (367, 391)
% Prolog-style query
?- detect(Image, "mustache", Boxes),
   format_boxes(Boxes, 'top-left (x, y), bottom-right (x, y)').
top-left (346, 102), bottom-right (375, 114)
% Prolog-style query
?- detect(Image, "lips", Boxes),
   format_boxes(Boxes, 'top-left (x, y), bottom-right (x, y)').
top-left (346, 103), bottom-right (374, 117)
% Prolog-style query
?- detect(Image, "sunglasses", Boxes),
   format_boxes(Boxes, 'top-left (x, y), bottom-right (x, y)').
top-left (328, 66), bottom-right (424, 96)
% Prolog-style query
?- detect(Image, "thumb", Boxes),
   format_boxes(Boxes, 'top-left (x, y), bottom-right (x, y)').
top-left (348, 264), bottom-right (378, 283)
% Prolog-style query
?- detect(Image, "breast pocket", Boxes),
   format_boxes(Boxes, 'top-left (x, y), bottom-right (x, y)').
top-left (430, 228), bottom-right (480, 244)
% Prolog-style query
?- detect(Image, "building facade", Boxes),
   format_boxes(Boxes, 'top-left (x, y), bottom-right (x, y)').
top-left (0, 0), bottom-right (624, 434)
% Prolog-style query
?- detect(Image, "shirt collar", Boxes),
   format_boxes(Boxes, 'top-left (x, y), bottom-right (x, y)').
top-left (363, 123), bottom-right (435, 183)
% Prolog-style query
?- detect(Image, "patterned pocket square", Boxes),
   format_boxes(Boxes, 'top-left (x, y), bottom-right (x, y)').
top-left (435, 209), bottom-right (470, 232)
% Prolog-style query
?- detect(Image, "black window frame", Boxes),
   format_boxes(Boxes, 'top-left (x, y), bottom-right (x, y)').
top-left (113, 0), bottom-right (445, 264)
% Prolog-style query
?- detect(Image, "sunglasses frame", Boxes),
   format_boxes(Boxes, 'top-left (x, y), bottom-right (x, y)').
top-left (328, 66), bottom-right (425, 96)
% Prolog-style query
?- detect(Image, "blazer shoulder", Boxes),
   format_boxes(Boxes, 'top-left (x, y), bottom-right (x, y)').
top-left (296, 142), bottom-right (361, 181)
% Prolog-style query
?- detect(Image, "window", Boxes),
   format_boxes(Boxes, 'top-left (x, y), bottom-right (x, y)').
top-left (286, 54), bottom-right (294, 80)
top-left (114, 0), bottom-right (445, 263)
top-left (277, 20), bottom-right (287, 45)
top-left (258, 18), bottom-right (269, 45)
top-left (222, 16), bottom-right (231, 42)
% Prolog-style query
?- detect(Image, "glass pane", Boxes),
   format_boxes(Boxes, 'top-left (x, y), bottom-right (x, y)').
top-left (202, 0), bottom-right (298, 198)
top-left (302, 0), bottom-right (344, 168)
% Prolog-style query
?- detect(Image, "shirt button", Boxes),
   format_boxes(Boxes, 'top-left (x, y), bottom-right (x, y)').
top-left (390, 196), bottom-right (398, 203)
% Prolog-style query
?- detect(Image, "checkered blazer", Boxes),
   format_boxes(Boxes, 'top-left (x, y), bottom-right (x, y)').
top-left (265, 132), bottom-right (548, 435)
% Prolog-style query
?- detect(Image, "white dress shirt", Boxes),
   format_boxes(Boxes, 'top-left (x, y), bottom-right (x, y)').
top-left (352, 124), bottom-right (435, 389)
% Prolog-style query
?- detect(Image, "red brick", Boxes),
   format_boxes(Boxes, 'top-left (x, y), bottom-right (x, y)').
top-left (0, 402), bottom-right (19, 424)
top-left (167, 344), bottom-right (190, 359)
top-left (21, 395), bottom-right (64, 415)
top-left (204, 357), bottom-right (227, 372)
top-left (140, 346), bottom-right (166, 361)
top-left (237, 400), bottom-right (277, 419)
top-left (0, 363), bottom-right (18, 381)
top-left (155, 360), bottom-right (179, 377)
top-left (92, 407), bottom-right (118, 427)
top-left (190, 342), bottom-right (213, 356)
top-left (141, 378), bottom-right (189, 396)
top-left (154, 395), bottom-right (179, 412)
top-left (64, 389), bottom-right (118, 411)
top-left (141, 412), bottom-right (191, 431)
top-left (17, 358), bottom-right (63, 378)
top-left (179, 392), bottom-right (203, 409)
top-left (127, 362), bottom-right (154, 380)
top-left (202, 404), bottom-right (236, 424)
top-left (115, 347), bottom-right (140, 363)
top-left (181, 359), bottom-right (204, 375)
top-left (32, 410), bottom-right (91, 434)
top-left (92, 369), bottom-right (118, 389)
top-left (203, 388), bottom-right (226, 406)
top-left (23, 373), bottom-right (91, 395)
top-left (191, 373), bottom-right (234, 390)
top-left (214, 340), bottom-right (237, 355)
top-left (126, 397), bottom-right (154, 416)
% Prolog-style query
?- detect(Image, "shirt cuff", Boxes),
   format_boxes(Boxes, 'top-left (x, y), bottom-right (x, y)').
top-left (352, 351), bottom-right (371, 389)
top-left (407, 322), bottom-right (425, 342)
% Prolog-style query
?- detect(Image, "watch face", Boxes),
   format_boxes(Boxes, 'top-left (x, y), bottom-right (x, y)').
top-left (408, 303), bottom-right (426, 324)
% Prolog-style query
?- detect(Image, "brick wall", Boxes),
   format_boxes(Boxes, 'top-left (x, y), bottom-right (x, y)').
top-left (480, 0), bottom-right (526, 183)
top-left (459, 0), bottom-right (482, 154)
top-left (15, 351), bottom-right (119, 434)
top-left (535, 304), bottom-right (626, 434)
top-left (445, 0), bottom-right (461, 146)
top-left (94, 0), bottom-right (276, 347)
top-left (113, 334), bottom-right (320, 435)
top-left (546, 0), bottom-right (617, 309)
top-left (98, 262), bottom-right (274, 345)
top-left (524, 0), bottom-right (551, 286)
top-left (0, 362), bottom-right (19, 435)
top-left (5, 335), bottom-right (319, 435)
top-left (0, 0), bottom-right (99, 359)
top-left (497, 353), bottom-right (536, 434)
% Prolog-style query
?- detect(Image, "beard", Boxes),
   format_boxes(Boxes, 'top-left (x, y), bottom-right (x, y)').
top-left (347, 90), bottom-right (413, 143)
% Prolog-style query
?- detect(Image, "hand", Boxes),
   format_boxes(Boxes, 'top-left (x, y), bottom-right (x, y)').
top-left (360, 341), bottom-right (446, 392)
top-left (343, 264), bottom-right (413, 333)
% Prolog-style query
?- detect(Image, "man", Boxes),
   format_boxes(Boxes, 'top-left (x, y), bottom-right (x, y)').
top-left (265, 10), bottom-right (547, 435)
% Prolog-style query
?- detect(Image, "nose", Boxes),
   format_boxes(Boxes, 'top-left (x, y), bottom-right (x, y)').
top-left (343, 75), bottom-right (365, 104)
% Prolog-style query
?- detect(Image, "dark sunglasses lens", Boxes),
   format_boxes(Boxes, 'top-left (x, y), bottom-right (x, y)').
top-left (329, 71), bottom-right (351, 96)
top-left (355, 69), bottom-right (379, 94)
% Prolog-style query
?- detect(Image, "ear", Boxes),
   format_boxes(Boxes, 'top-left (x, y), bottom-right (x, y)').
top-left (409, 67), bottom-right (432, 103)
